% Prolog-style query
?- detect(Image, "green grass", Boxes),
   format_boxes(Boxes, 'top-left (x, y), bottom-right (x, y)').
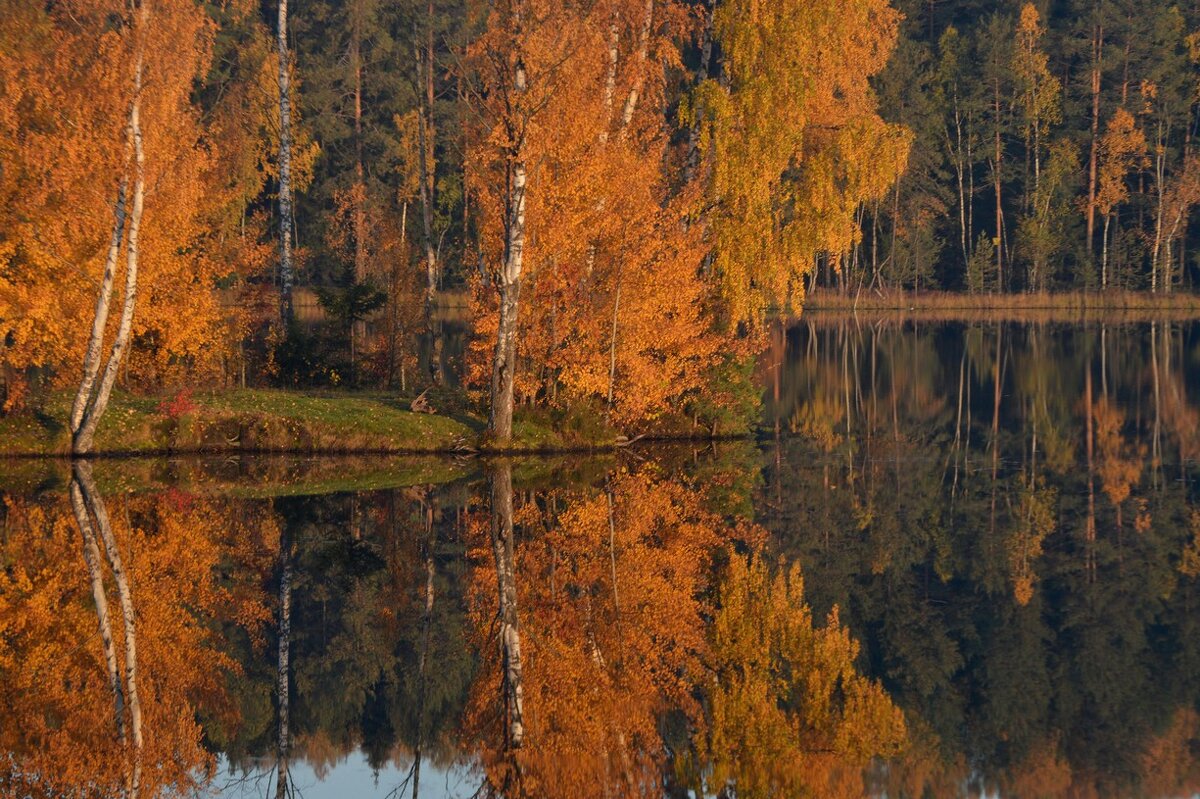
top-left (0, 388), bottom-right (634, 457)
top-left (0, 389), bottom-right (478, 456)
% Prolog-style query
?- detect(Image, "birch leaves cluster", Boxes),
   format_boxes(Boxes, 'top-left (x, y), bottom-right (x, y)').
top-left (692, 0), bottom-right (912, 325)
top-left (0, 1), bottom-right (279, 428)
top-left (466, 0), bottom-right (910, 433)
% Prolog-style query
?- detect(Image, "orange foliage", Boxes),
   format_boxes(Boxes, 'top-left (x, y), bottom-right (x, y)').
top-left (462, 467), bottom-right (750, 797)
top-left (0, 490), bottom-right (273, 796)
top-left (466, 0), bottom-right (726, 426)
top-left (0, 1), bottom-right (279, 390)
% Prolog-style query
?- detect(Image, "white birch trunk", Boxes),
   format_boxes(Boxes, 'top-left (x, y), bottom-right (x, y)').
top-left (278, 0), bottom-right (295, 324)
top-left (71, 179), bottom-right (127, 434)
top-left (488, 33), bottom-right (527, 442)
top-left (618, 0), bottom-right (654, 136)
top-left (73, 19), bottom-right (147, 455)
top-left (490, 462), bottom-right (525, 749)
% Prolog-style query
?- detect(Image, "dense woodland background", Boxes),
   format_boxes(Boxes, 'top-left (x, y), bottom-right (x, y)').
top-left (276, 0), bottom-right (1200, 296)
top-left (7, 0), bottom-right (1200, 439)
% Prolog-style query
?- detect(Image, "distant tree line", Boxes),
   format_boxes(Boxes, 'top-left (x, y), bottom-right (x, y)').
top-left (850, 0), bottom-right (1200, 294)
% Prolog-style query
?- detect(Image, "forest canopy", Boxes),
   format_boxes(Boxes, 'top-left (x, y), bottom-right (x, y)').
top-left (6, 0), bottom-right (1199, 448)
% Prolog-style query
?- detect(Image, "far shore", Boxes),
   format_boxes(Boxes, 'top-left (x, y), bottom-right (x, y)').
top-left (800, 288), bottom-right (1200, 323)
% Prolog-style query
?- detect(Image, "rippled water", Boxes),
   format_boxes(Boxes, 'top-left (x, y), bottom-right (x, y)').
top-left (4, 319), bottom-right (1199, 798)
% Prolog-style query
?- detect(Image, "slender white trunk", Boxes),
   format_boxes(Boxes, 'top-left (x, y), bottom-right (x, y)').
top-left (278, 0), bottom-right (295, 323)
top-left (490, 462), bottom-right (524, 749)
top-left (71, 179), bottom-right (127, 433)
top-left (1102, 213), bottom-right (1111, 289)
top-left (73, 25), bottom-right (146, 455)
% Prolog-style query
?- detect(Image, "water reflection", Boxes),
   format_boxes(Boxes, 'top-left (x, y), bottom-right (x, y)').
top-left (765, 318), bottom-right (1200, 798)
top-left (2, 320), bottom-right (1200, 798)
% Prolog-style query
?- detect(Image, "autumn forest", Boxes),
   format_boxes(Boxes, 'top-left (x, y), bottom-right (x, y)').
top-left (4, 1), bottom-right (1200, 798)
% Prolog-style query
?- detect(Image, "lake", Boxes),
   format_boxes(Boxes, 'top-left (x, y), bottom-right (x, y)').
top-left (3, 318), bottom-right (1199, 798)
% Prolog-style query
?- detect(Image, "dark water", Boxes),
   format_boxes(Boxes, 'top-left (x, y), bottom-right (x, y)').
top-left (4, 319), bottom-right (1200, 798)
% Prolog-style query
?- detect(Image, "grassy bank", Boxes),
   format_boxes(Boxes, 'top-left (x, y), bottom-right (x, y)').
top-left (0, 389), bottom-right (620, 457)
top-left (802, 288), bottom-right (1200, 323)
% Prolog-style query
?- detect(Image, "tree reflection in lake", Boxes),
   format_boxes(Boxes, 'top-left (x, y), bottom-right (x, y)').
top-left (766, 317), bottom-right (1200, 798)
top-left (2, 321), bottom-right (1200, 798)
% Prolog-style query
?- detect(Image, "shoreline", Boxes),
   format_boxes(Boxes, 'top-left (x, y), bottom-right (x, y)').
top-left (0, 388), bottom-right (752, 459)
top-left (801, 288), bottom-right (1200, 322)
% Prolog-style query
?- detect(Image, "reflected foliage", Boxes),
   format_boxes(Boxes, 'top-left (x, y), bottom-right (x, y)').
top-left (4, 321), bottom-right (1200, 798)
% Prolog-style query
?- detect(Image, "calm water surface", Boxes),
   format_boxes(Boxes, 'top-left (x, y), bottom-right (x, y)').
top-left (4, 319), bottom-right (1200, 798)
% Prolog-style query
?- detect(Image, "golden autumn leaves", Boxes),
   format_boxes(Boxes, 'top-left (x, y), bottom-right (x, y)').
top-left (1, 0), bottom-right (912, 443)
top-left (465, 0), bottom-right (909, 434)
top-left (0, 1), bottom-right (273, 398)
top-left (0, 464), bottom-right (908, 798)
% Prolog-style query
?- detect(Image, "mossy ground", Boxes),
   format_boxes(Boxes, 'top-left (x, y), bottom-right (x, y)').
top-left (0, 388), bottom-right (622, 457)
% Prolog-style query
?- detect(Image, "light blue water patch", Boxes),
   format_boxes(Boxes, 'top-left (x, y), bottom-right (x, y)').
top-left (212, 754), bottom-right (480, 799)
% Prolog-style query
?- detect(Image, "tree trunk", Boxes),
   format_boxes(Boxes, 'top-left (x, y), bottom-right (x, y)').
top-left (412, 499), bottom-right (436, 799)
top-left (416, 9), bottom-right (441, 384)
top-left (73, 45), bottom-right (146, 456)
top-left (74, 461), bottom-right (142, 795)
top-left (278, 0), bottom-right (295, 325)
top-left (71, 179), bottom-right (127, 435)
top-left (600, 13), bottom-right (620, 143)
top-left (1087, 20), bottom-right (1103, 258)
top-left (952, 92), bottom-right (968, 267)
top-left (490, 461), bottom-right (525, 750)
top-left (618, 0), bottom-right (654, 135)
top-left (1102, 213), bottom-right (1111, 288)
top-left (994, 79), bottom-right (1004, 292)
top-left (352, 5), bottom-right (366, 286)
top-left (606, 273), bottom-right (622, 411)
top-left (489, 44), bottom-right (527, 443)
top-left (490, 275), bottom-right (521, 442)
top-left (1152, 124), bottom-right (1167, 292)
top-left (275, 521), bottom-right (292, 799)
top-left (70, 475), bottom-right (125, 742)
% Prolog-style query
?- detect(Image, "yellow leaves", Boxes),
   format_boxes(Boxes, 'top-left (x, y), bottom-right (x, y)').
top-left (1008, 476), bottom-right (1056, 606)
top-left (702, 550), bottom-right (907, 798)
top-left (1097, 107), bottom-right (1149, 216)
top-left (697, 0), bottom-right (908, 328)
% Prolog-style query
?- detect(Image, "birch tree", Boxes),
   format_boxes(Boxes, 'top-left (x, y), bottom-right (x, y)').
top-left (70, 0), bottom-right (150, 455)
top-left (277, 0), bottom-right (296, 324)
top-left (690, 0), bottom-right (912, 326)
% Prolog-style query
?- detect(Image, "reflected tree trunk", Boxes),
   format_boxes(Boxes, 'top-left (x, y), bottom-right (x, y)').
top-left (275, 519), bottom-right (293, 799)
top-left (1085, 363), bottom-right (1097, 581)
top-left (490, 461), bottom-right (525, 752)
top-left (71, 461), bottom-right (143, 796)
top-left (412, 497), bottom-right (437, 799)
top-left (70, 474), bottom-right (125, 742)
